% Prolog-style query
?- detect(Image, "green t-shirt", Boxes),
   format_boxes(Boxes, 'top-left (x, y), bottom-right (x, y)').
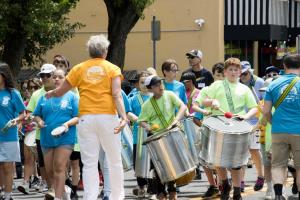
top-left (138, 90), bottom-right (181, 133)
top-left (27, 87), bottom-right (46, 140)
top-left (196, 79), bottom-right (257, 115)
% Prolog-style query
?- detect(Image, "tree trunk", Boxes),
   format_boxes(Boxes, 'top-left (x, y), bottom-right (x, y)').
top-left (104, 0), bottom-right (140, 70)
top-left (2, 33), bottom-right (27, 76)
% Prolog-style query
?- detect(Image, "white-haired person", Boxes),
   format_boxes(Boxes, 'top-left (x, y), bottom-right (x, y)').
top-left (45, 34), bottom-right (127, 200)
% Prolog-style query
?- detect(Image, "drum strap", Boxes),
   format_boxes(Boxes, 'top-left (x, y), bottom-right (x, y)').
top-left (223, 80), bottom-right (238, 113)
top-left (274, 76), bottom-right (300, 109)
top-left (150, 97), bottom-right (169, 129)
top-left (187, 88), bottom-right (197, 110)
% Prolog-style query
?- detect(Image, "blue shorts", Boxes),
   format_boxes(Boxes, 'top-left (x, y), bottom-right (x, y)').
top-left (0, 141), bottom-right (21, 162)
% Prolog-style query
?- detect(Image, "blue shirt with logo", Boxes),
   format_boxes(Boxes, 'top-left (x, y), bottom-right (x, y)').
top-left (163, 80), bottom-right (188, 104)
top-left (33, 91), bottom-right (79, 148)
top-left (264, 74), bottom-right (300, 134)
top-left (129, 92), bottom-right (151, 144)
top-left (0, 89), bottom-right (26, 141)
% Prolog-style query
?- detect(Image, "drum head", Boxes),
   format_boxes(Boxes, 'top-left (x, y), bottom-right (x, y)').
top-left (51, 126), bottom-right (67, 137)
top-left (24, 131), bottom-right (36, 147)
top-left (203, 116), bottom-right (252, 134)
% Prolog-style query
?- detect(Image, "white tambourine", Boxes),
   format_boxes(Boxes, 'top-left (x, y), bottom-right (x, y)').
top-left (51, 125), bottom-right (68, 137)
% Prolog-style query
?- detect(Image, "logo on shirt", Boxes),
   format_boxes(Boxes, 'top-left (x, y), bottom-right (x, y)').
top-left (86, 66), bottom-right (106, 83)
top-left (280, 84), bottom-right (299, 103)
top-left (1, 96), bottom-right (10, 107)
top-left (60, 100), bottom-right (69, 109)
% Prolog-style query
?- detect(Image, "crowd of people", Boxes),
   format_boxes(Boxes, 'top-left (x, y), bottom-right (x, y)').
top-left (0, 34), bottom-right (299, 200)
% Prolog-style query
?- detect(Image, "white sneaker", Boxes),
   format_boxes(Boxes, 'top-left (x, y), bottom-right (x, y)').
top-left (265, 187), bottom-right (275, 200)
top-left (17, 181), bottom-right (30, 194)
top-left (63, 185), bottom-right (71, 200)
top-left (39, 181), bottom-right (49, 193)
top-left (45, 189), bottom-right (55, 200)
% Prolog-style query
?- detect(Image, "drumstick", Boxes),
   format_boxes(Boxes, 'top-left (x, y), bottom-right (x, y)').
top-left (217, 108), bottom-right (233, 119)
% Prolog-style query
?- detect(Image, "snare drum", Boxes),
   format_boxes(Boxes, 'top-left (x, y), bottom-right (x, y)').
top-left (121, 124), bottom-right (133, 171)
top-left (200, 116), bottom-right (252, 168)
top-left (144, 128), bottom-right (196, 184)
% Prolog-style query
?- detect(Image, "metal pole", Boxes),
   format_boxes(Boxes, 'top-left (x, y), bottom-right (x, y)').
top-left (152, 16), bottom-right (156, 69)
top-left (297, 35), bottom-right (300, 54)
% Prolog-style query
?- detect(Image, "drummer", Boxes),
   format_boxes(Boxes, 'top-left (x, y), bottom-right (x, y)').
top-left (33, 69), bottom-right (79, 200)
top-left (127, 71), bottom-right (152, 197)
top-left (194, 58), bottom-right (257, 200)
top-left (138, 75), bottom-right (187, 200)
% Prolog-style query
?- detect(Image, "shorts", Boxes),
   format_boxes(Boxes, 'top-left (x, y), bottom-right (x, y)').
top-left (36, 140), bottom-right (45, 167)
top-left (70, 151), bottom-right (80, 161)
top-left (0, 141), bottom-right (21, 162)
top-left (249, 129), bottom-right (260, 150)
top-left (261, 144), bottom-right (271, 167)
top-left (41, 144), bottom-right (74, 155)
top-left (272, 134), bottom-right (300, 168)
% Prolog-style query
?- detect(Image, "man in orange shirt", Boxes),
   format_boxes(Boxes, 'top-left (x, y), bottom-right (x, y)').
top-left (46, 34), bottom-right (127, 200)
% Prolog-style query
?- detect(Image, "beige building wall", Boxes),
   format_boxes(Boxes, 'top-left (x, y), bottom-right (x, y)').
top-left (44, 0), bottom-right (224, 74)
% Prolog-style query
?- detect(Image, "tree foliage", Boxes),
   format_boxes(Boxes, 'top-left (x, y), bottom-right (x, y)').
top-left (0, 0), bottom-right (84, 75)
top-left (103, 0), bottom-right (154, 70)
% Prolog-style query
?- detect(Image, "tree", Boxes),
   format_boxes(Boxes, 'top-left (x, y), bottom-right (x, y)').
top-left (104, 0), bottom-right (154, 70)
top-left (0, 0), bottom-right (84, 76)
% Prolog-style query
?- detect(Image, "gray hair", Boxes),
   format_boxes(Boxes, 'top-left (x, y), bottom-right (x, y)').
top-left (87, 34), bottom-right (110, 58)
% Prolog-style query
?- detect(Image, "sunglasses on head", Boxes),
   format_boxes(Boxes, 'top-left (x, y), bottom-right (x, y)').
top-left (40, 73), bottom-right (52, 79)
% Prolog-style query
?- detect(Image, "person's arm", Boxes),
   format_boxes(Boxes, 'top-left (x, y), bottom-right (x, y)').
top-left (127, 112), bottom-right (138, 122)
top-left (262, 101), bottom-right (272, 124)
top-left (238, 107), bottom-right (258, 120)
top-left (140, 121), bottom-right (151, 132)
top-left (192, 102), bottom-right (211, 115)
top-left (63, 117), bottom-right (79, 130)
top-left (34, 116), bottom-right (46, 128)
top-left (112, 76), bottom-right (128, 133)
top-left (45, 80), bottom-right (72, 98)
top-left (169, 100), bottom-right (187, 128)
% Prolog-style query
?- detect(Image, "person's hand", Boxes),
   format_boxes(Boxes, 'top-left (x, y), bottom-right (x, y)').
top-left (168, 119), bottom-right (179, 130)
top-left (211, 99), bottom-right (220, 110)
top-left (37, 120), bottom-right (46, 128)
top-left (114, 118), bottom-right (128, 134)
top-left (202, 110), bottom-right (211, 116)
top-left (235, 114), bottom-right (246, 120)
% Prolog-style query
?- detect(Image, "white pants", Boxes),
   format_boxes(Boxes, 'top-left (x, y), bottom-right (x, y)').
top-left (99, 147), bottom-right (111, 197)
top-left (78, 114), bottom-right (124, 200)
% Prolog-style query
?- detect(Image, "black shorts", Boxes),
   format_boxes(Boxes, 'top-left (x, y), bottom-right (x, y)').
top-left (36, 140), bottom-right (44, 167)
top-left (70, 151), bottom-right (80, 161)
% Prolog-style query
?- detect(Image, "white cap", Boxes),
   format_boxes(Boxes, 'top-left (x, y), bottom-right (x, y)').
top-left (186, 49), bottom-right (203, 59)
top-left (38, 64), bottom-right (56, 75)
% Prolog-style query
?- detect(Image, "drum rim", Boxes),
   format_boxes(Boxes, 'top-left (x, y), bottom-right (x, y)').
top-left (143, 127), bottom-right (180, 144)
top-left (158, 166), bottom-right (197, 183)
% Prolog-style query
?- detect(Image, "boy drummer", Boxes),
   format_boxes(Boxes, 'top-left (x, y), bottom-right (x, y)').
top-left (194, 58), bottom-right (257, 200)
top-left (138, 75), bottom-right (187, 200)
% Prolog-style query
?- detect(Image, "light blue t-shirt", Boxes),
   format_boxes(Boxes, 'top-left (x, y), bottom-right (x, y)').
top-left (163, 80), bottom-right (188, 104)
top-left (264, 74), bottom-right (300, 135)
top-left (127, 88), bottom-right (138, 98)
top-left (122, 90), bottom-right (131, 113)
top-left (33, 91), bottom-right (79, 148)
top-left (0, 89), bottom-right (26, 142)
top-left (129, 92), bottom-right (151, 144)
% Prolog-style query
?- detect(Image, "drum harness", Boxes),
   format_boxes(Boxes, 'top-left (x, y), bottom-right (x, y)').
top-left (150, 96), bottom-right (174, 130)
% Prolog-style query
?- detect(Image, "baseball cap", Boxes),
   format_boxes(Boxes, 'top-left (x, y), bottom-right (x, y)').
top-left (186, 49), bottom-right (203, 59)
top-left (241, 61), bottom-right (254, 74)
top-left (38, 64), bottom-right (56, 76)
top-left (265, 66), bottom-right (280, 75)
top-left (144, 75), bottom-right (162, 89)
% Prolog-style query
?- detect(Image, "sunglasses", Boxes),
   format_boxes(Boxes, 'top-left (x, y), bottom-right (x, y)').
top-left (28, 85), bottom-right (39, 90)
top-left (40, 73), bottom-right (52, 79)
top-left (240, 72), bottom-right (249, 77)
top-left (187, 55), bottom-right (196, 59)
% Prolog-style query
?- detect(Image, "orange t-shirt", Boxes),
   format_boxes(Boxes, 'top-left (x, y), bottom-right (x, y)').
top-left (66, 58), bottom-right (122, 115)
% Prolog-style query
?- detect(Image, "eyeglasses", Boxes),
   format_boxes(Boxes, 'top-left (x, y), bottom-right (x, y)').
top-left (40, 73), bottom-right (52, 79)
top-left (53, 60), bottom-right (66, 65)
top-left (266, 73), bottom-right (278, 78)
top-left (28, 85), bottom-right (39, 90)
top-left (169, 69), bottom-right (179, 73)
top-left (53, 75), bottom-right (65, 80)
top-left (240, 72), bottom-right (249, 77)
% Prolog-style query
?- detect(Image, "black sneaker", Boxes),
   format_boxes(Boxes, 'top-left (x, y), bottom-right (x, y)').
top-left (232, 194), bottom-right (242, 200)
top-left (292, 181), bottom-right (298, 194)
top-left (253, 177), bottom-right (265, 191)
top-left (274, 195), bottom-right (286, 200)
top-left (71, 191), bottom-right (79, 200)
top-left (220, 184), bottom-right (231, 200)
top-left (203, 185), bottom-right (219, 197)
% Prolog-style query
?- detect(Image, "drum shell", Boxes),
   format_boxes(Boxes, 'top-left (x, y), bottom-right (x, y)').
top-left (200, 117), bottom-right (251, 168)
top-left (121, 124), bottom-right (133, 171)
top-left (145, 128), bottom-right (196, 184)
top-left (182, 118), bottom-right (201, 164)
top-left (135, 128), bottom-right (151, 178)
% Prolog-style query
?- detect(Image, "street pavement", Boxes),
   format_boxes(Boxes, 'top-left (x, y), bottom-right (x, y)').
top-left (12, 167), bottom-right (298, 200)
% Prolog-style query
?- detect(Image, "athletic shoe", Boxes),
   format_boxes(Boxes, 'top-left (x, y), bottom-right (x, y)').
top-left (264, 187), bottom-right (275, 200)
top-left (232, 194), bottom-right (243, 200)
top-left (30, 176), bottom-right (40, 189)
top-left (203, 185), bottom-right (219, 197)
top-left (274, 195), bottom-right (286, 200)
top-left (39, 181), bottom-right (48, 192)
top-left (240, 181), bottom-right (245, 193)
top-left (44, 190), bottom-right (55, 200)
top-left (63, 185), bottom-right (71, 200)
top-left (254, 177), bottom-right (265, 191)
top-left (17, 181), bottom-right (30, 194)
top-left (292, 181), bottom-right (298, 194)
top-left (77, 179), bottom-right (84, 191)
